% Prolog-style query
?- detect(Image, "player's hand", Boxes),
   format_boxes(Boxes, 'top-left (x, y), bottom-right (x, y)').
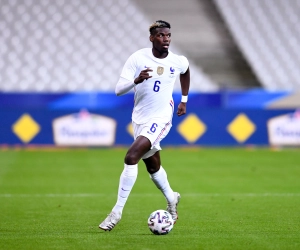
top-left (134, 68), bottom-right (153, 84)
top-left (177, 102), bottom-right (186, 116)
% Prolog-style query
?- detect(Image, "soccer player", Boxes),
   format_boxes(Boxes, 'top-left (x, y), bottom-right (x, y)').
top-left (99, 20), bottom-right (190, 231)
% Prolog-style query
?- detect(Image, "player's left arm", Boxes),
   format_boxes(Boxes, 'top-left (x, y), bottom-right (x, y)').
top-left (177, 67), bottom-right (190, 116)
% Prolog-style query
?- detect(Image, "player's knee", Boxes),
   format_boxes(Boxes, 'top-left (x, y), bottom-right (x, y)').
top-left (124, 153), bottom-right (139, 165)
top-left (146, 165), bottom-right (160, 174)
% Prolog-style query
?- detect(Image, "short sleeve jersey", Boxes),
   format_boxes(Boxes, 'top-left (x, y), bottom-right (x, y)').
top-left (120, 48), bottom-right (189, 124)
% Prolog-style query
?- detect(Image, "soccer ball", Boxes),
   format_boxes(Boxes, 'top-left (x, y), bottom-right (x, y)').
top-left (147, 209), bottom-right (174, 235)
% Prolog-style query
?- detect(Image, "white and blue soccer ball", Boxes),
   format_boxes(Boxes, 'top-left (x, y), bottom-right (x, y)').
top-left (147, 209), bottom-right (174, 235)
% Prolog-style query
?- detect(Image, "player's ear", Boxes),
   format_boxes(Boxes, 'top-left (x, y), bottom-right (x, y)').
top-left (149, 35), bottom-right (154, 42)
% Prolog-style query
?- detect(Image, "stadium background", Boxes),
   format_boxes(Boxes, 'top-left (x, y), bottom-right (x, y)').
top-left (1, 0), bottom-right (300, 147)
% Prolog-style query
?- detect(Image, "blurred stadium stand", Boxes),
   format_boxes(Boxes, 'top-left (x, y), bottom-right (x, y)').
top-left (214, 0), bottom-right (300, 91)
top-left (132, 0), bottom-right (260, 89)
top-left (0, 0), bottom-right (218, 92)
top-left (1, 0), bottom-right (300, 92)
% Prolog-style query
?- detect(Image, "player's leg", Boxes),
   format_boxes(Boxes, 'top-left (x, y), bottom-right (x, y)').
top-left (111, 136), bottom-right (151, 213)
top-left (99, 136), bottom-right (151, 231)
top-left (143, 151), bottom-right (180, 222)
top-left (140, 120), bottom-right (175, 202)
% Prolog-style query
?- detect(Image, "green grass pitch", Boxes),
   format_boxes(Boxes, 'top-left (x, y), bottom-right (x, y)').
top-left (0, 147), bottom-right (299, 250)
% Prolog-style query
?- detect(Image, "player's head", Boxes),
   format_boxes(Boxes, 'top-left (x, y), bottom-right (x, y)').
top-left (149, 20), bottom-right (171, 35)
top-left (149, 20), bottom-right (171, 55)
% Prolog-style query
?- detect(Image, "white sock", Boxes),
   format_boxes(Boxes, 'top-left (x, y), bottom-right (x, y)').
top-left (150, 166), bottom-right (174, 203)
top-left (112, 164), bottom-right (138, 215)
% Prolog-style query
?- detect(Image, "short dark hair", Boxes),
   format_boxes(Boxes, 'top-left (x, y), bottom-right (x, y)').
top-left (149, 20), bottom-right (171, 35)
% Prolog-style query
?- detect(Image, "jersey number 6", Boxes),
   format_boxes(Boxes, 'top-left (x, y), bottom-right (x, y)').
top-left (150, 123), bottom-right (158, 133)
top-left (153, 81), bottom-right (161, 92)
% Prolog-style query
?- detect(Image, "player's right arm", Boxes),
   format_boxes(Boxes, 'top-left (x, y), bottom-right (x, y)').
top-left (115, 77), bottom-right (136, 96)
top-left (134, 67), bottom-right (153, 84)
top-left (115, 68), bottom-right (153, 96)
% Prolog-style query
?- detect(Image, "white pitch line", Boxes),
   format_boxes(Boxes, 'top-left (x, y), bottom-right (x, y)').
top-left (184, 193), bottom-right (300, 197)
top-left (0, 193), bottom-right (300, 198)
top-left (0, 193), bottom-right (106, 198)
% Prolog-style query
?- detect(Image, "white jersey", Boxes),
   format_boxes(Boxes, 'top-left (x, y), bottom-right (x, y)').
top-left (120, 48), bottom-right (189, 124)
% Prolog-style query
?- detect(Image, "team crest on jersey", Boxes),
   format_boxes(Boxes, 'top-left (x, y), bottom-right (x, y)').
top-left (157, 66), bottom-right (164, 75)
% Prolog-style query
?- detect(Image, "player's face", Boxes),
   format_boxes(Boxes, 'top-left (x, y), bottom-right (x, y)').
top-left (150, 27), bottom-right (171, 54)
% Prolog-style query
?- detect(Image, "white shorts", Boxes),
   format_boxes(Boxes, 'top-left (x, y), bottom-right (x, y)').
top-left (133, 119), bottom-right (172, 159)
